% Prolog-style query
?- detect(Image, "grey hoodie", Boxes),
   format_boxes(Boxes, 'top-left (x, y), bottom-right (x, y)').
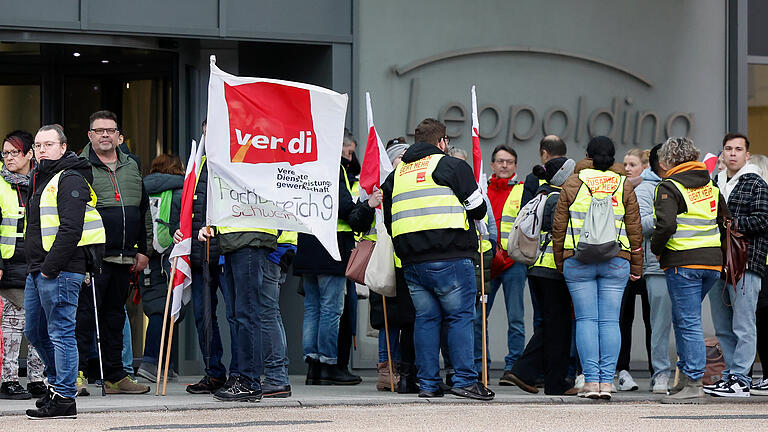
top-left (635, 167), bottom-right (662, 275)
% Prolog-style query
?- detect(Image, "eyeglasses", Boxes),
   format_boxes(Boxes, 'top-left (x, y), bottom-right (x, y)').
top-left (90, 128), bottom-right (119, 135)
top-left (1, 149), bottom-right (22, 158)
top-left (33, 141), bottom-right (61, 151)
top-left (493, 158), bottom-right (516, 166)
top-left (442, 136), bottom-right (450, 145)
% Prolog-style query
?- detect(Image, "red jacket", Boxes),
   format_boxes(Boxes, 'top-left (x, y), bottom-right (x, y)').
top-left (487, 174), bottom-right (520, 278)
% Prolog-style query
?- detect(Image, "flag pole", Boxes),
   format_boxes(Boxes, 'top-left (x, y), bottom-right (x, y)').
top-left (156, 256), bottom-right (178, 396)
top-left (161, 317), bottom-right (176, 396)
top-left (382, 296), bottom-right (395, 392)
top-left (480, 237), bottom-right (488, 387)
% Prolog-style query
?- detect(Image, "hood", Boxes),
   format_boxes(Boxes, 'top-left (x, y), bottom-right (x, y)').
top-left (401, 142), bottom-right (444, 164)
top-left (35, 151), bottom-right (93, 182)
top-left (640, 167), bottom-right (661, 183)
top-left (717, 162), bottom-right (763, 201)
top-left (574, 158), bottom-right (625, 175)
top-left (143, 172), bottom-right (184, 194)
top-left (665, 161), bottom-right (711, 189)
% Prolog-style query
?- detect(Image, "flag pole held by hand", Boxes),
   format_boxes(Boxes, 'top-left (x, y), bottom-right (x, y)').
top-left (382, 296), bottom-right (395, 392)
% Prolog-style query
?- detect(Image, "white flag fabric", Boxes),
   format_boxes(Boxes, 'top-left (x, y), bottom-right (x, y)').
top-left (204, 56), bottom-right (348, 260)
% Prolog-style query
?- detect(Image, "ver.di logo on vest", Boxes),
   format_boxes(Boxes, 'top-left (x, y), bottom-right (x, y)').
top-left (224, 82), bottom-right (318, 166)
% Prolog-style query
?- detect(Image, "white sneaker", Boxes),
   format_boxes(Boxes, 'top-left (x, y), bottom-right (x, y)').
top-left (617, 370), bottom-right (639, 391)
top-left (652, 374), bottom-right (670, 394)
top-left (708, 376), bottom-right (750, 398)
top-left (750, 377), bottom-right (768, 396)
top-left (574, 374), bottom-right (585, 390)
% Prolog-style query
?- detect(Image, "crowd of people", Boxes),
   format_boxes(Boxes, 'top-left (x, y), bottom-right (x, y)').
top-left (0, 111), bottom-right (767, 419)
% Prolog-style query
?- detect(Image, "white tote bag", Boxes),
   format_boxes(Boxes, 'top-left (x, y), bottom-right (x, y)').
top-left (364, 221), bottom-right (397, 297)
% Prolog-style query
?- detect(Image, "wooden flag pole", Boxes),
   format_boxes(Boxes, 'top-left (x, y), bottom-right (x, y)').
top-left (155, 257), bottom-right (178, 396)
top-left (382, 296), bottom-right (395, 392)
top-left (480, 237), bottom-right (488, 387)
top-left (161, 317), bottom-right (176, 396)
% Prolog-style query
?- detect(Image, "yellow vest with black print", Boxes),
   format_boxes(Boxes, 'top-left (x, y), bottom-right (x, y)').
top-left (338, 166), bottom-right (353, 233)
top-left (563, 169), bottom-right (629, 252)
top-left (391, 154), bottom-right (468, 237)
top-left (654, 179), bottom-right (720, 251)
top-left (499, 183), bottom-right (525, 251)
top-left (40, 171), bottom-right (106, 251)
top-left (0, 178), bottom-right (23, 258)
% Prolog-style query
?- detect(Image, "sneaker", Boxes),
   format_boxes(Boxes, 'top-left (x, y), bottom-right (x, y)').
top-left (579, 382), bottom-right (600, 399)
top-left (186, 375), bottom-right (226, 394)
top-left (617, 370), bottom-right (638, 391)
top-left (599, 382), bottom-right (612, 400)
top-left (449, 382), bottom-right (495, 401)
top-left (27, 381), bottom-right (47, 398)
top-left (708, 376), bottom-right (750, 398)
top-left (136, 364), bottom-right (158, 383)
top-left (652, 374), bottom-right (670, 394)
top-left (105, 376), bottom-right (151, 394)
top-left (750, 377), bottom-right (768, 396)
top-left (213, 376), bottom-right (262, 402)
top-left (574, 374), bottom-right (585, 390)
top-left (76, 371), bottom-right (89, 397)
top-left (35, 386), bottom-right (53, 408)
top-left (702, 378), bottom-right (728, 395)
top-left (0, 381), bottom-right (32, 400)
top-left (661, 378), bottom-right (705, 403)
top-left (26, 392), bottom-right (76, 420)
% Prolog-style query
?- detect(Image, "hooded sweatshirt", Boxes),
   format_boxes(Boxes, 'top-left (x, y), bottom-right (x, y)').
top-left (716, 163), bottom-right (768, 277)
top-left (26, 152), bottom-right (97, 277)
top-left (635, 167), bottom-right (663, 275)
top-left (651, 161), bottom-right (728, 270)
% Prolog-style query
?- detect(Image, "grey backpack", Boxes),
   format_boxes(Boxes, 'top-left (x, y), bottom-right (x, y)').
top-left (570, 182), bottom-right (625, 263)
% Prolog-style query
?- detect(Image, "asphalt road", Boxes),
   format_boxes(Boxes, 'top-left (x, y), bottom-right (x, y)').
top-left (6, 402), bottom-right (768, 432)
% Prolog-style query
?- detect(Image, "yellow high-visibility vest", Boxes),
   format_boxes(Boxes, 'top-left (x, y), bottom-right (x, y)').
top-left (40, 171), bottom-right (105, 251)
top-left (655, 179), bottom-right (720, 251)
top-left (563, 169), bottom-right (629, 252)
top-left (277, 230), bottom-right (298, 246)
top-left (216, 226), bottom-right (278, 236)
top-left (391, 154), bottom-right (468, 237)
top-left (499, 183), bottom-right (525, 251)
top-left (338, 166), bottom-right (353, 233)
top-left (0, 178), bottom-right (23, 258)
top-left (477, 213), bottom-right (492, 253)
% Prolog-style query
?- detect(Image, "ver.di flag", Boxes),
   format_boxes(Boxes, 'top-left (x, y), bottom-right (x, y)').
top-left (204, 56), bottom-right (348, 260)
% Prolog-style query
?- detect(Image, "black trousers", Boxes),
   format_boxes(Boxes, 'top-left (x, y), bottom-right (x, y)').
top-left (510, 276), bottom-right (573, 395)
top-left (76, 262), bottom-right (132, 383)
top-left (616, 278), bottom-right (652, 373)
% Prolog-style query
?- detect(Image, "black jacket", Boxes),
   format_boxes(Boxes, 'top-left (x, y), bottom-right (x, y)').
top-left (26, 152), bottom-right (97, 277)
top-left (381, 142), bottom-right (487, 265)
top-left (522, 171), bottom-right (541, 207)
top-left (293, 161), bottom-right (376, 275)
top-left (527, 183), bottom-right (563, 281)
top-left (191, 159), bottom-right (220, 267)
top-left (369, 267), bottom-right (415, 329)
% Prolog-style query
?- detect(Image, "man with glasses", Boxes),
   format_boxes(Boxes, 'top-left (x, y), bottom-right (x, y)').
top-left (74, 110), bottom-right (151, 395)
top-left (382, 118), bottom-right (493, 400)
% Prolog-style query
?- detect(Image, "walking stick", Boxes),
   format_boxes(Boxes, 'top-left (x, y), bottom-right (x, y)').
top-left (156, 257), bottom-right (178, 396)
top-left (382, 296), bottom-right (395, 392)
top-left (162, 317), bottom-right (176, 396)
top-left (90, 273), bottom-right (107, 396)
top-left (480, 237), bottom-right (488, 387)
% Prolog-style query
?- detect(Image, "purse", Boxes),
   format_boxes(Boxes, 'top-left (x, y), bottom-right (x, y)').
top-left (365, 221), bottom-right (397, 297)
top-left (723, 218), bottom-right (749, 293)
top-left (345, 239), bottom-right (375, 285)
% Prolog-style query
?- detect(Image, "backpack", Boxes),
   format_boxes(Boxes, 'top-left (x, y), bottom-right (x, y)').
top-left (149, 189), bottom-right (173, 253)
top-left (508, 191), bottom-right (559, 265)
top-left (570, 180), bottom-right (625, 263)
top-left (703, 337), bottom-right (726, 385)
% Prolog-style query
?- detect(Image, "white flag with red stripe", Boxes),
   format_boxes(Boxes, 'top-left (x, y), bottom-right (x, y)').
top-left (168, 139), bottom-right (203, 320)
top-left (471, 85), bottom-right (488, 235)
top-left (359, 92), bottom-right (393, 198)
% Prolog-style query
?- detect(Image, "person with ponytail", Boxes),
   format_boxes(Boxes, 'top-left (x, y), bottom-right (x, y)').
top-left (551, 136), bottom-right (643, 400)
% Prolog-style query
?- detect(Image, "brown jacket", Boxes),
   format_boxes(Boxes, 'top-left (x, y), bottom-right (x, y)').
top-left (551, 158), bottom-right (644, 275)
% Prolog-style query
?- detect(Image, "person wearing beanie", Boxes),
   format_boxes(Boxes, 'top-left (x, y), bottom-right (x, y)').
top-left (551, 136), bottom-right (643, 400)
top-left (505, 157), bottom-right (578, 396)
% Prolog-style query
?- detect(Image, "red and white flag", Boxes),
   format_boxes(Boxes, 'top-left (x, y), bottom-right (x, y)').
top-left (359, 92), bottom-right (393, 199)
top-left (703, 152), bottom-right (718, 174)
top-left (168, 139), bottom-right (203, 320)
top-left (471, 85), bottom-right (484, 188)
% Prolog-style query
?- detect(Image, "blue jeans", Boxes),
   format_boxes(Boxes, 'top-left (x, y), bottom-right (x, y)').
top-left (224, 246), bottom-right (272, 387)
top-left (564, 257), bottom-right (628, 383)
top-left (708, 271), bottom-right (761, 384)
top-left (379, 326), bottom-right (402, 363)
top-left (405, 258), bottom-right (477, 392)
top-left (474, 261), bottom-right (527, 372)
top-left (122, 306), bottom-right (134, 377)
top-left (260, 261), bottom-right (288, 386)
top-left (24, 271), bottom-right (84, 398)
top-left (664, 266), bottom-right (720, 381)
top-left (302, 274), bottom-right (346, 364)
top-left (645, 274), bottom-right (674, 380)
top-left (191, 261), bottom-right (237, 380)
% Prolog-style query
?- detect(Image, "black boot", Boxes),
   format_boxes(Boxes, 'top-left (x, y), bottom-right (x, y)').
top-left (26, 392), bottom-right (77, 419)
top-left (319, 363), bottom-right (361, 385)
top-left (397, 363), bottom-right (419, 394)
top-left (0, 381), bottom-right (32, 400)
top-left (305, 357), bottom-right (321, 385)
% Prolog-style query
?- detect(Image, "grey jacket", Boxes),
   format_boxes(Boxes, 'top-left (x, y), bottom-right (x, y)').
top-left (635, 167), bottom-right (662, 275)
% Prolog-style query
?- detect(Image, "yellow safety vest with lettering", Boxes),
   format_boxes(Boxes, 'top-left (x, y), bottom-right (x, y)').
top-left (277, 230), bottom-right (298, 246)
top-left (654, 179), bottom-right (720, 251)
top-left (337, 166), bottom-right (353, 233)
top-left (499, 183), bottom-right (525, 251)
top-left (0, 178), bottom-right (23, 258)
top-left (40, 171), bottom-right (106, 252)
top-left (391, 154), bottom-right (468, 237)
top-left (564, 169), bottom-right (629, 251)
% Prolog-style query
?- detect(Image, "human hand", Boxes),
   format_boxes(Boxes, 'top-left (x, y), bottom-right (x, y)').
top-left (198, 226), bottom-right (214, 242)
top-left (132, 253), bottom-right (149, 272)
top-left (173, 229), bottom-right (183, 244)
top-left (630, 273), bottom-right (641, 281)
top-left (367, 190), bottom-right (383, 208)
